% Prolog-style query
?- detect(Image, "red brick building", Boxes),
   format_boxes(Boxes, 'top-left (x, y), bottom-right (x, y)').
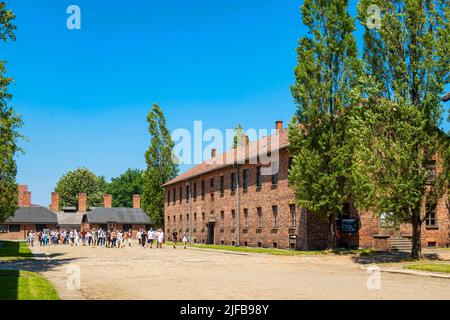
top-left (163, 121), bottom-right (449, 250)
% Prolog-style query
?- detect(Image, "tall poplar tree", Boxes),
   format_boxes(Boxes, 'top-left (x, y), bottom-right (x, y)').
top-left (0, 3), bottom-right (23, 222)
top-left (355, 0), bottom-right (449, 258)
top-left (142, 104), bottom-right (178, 227)
top-left (288, 0), bottom-right (361, 249)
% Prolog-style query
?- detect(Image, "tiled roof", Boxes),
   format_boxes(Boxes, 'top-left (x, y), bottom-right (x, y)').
top-left (7, 205), bottom-right (59, 224)
top-left (84, 207), bottom-right (152, 224)
top-left (163, 129), bottom-right (289, 187)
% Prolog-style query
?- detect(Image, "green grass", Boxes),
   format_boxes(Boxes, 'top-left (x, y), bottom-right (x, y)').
top-left (0, 270), bottom-right (59, 300)
top-left (0, 241), bottom-right (33, 261)
top-left (404, 263), bottom-right (450, 274)
top-left (167, 242), bottom-right (375, 256)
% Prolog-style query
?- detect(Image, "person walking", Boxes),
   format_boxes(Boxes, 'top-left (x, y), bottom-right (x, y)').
top-left (157, 229), bottom-right (164, 249)
top-left (126, 229), bottom-right (132, 247)
top-left (137, 229), bottom-right (142, 246)
top-left (106, 229), bottom-right (111, 248)
top-left (147, 228), bottom-right (155, 249)
top-left (117, 230), bottom-right (123, 248)
top-left (182, 232), bottom-right (189, 249)
top-left (172, 230), bottom-right (178, 249)
top-left (141, 229), bottom-right (147, 248)
top-left (74, 229), bottom-right (79, 246)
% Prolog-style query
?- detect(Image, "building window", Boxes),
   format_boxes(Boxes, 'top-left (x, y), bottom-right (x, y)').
top-left (179, 187), bottom-right (182, 204)
top-left (271, 173), bottom-right (278, 186)
top-left (290, 204), bottom-right (296, 227)
top-left (201, 181), bottom-right (205, 200)
top-left (380, 212), bottom-right (395, 229)
top-left (220, 176), bottom-right (225, 194)
top-left (194, 213), bottom-right (197, 222)
top-left (202, 212), bottom-right (206, 221)
top-left (244, 208), bottom-right (249, 228)
top-left (257, 207), bottom-right (263, 228)
top-left (243, 169), bottom-right (248, 190)
top-left (272, 206), bottom-right (278, 228)
top-left (173, 215), bottom-right (176, 222)
top-left (167, 190), bottom-right (170, 205)
top-left (210, 178), bottom-right (215, 189)
top-left (425, 160), bottom-right (436, 183)
top-left (123, 224), bottom-right (132, 232)
top-left (220, 211), bottom-right (225, 229)
top-left (425, 203), bottom-right (437, 226)
top-left (231, 173), bottom-right (237, 192)
top-left (168, 216), bottom-right (171, 222)
top-left (0, 225), bottom-right (8, 233)
top-left (173, 188), bottom-right (176, 204)
top-left (231, 210), bottom-right (236, 223)
top-left (179, 215), bottom-right (183, 221)
top-left (256, 167), bottom-right (262, 188)
top-left (186, 185), bottom-right (189, 201)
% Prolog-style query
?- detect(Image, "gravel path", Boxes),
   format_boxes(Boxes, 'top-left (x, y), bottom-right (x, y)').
top-left (2, 244), bottom-right (449, 300)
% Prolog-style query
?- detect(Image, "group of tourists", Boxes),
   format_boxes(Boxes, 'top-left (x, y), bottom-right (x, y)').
top-left (25, 227), bottom-right (185, 249)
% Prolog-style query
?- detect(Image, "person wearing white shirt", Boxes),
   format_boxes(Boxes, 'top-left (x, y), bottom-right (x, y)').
top-left (147, 229), bottom-right (156, 249)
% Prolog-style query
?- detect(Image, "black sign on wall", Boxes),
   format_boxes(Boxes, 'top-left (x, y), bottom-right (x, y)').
top-left (340, 219), bottom-right (358, 233)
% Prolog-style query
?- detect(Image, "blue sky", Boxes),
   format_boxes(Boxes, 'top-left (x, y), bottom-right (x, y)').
top-left (3, 0), bottom-right (449, 205)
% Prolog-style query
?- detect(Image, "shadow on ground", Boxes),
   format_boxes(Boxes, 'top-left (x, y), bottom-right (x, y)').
top-left (352, 251), bottom-right (443, 264)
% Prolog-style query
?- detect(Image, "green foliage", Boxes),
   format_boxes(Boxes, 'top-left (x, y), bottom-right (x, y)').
top-left (355, 0), bottom-right (450, 258)
top-left (0, 3), bottom-right (22, 223)
top-left (289, 0), bottom-right (361, 248)
top-left (55, 168), bottom-right (107, 209)
top-left (106, 168), bottom-right (143, 207)
top-left (233, 124), bottom-right (244, 148)
top-left (142, 104), bottom-right (178, 226)
top-left (0, 269), bottom-right (60, 300)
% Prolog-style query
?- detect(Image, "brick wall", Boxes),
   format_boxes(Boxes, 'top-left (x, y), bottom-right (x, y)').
top-left (164, 148), bottom-right (449, 250)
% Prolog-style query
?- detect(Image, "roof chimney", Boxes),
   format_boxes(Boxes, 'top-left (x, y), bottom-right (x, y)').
top-left (133, 194), bottom-right (141, 209)
top-left (51, 192), bottom-right (59, 212)
top-left (276, 120), bottom-right (283, 132)
top-left (104, 194), bottom-right (112, 208)
top-left (17, 185), bottom-right (28, 206)
top-left (211, 148), bottom-right (216, 158)
top-left (23, 191), bottom-right (31, 208)
top-left (78, 193), bottom-right (87, 212)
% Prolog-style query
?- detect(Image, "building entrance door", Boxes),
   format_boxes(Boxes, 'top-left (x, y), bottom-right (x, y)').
top-left (207, 222), bottom-right (215, 245)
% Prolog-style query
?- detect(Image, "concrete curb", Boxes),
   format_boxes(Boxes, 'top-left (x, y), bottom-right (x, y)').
top-left (360, 265), bottom-right (450, 279)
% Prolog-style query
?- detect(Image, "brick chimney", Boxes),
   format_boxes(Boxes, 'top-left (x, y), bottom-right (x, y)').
top-left (78, 193), bottom-right (87, 212)
top-left (23, 191), bottom-right (31, 208)
top-left (276, 120), bottom-right (283, 132)
top-left (17, 185), bottom-right (28, 206)
top-left (51, 192), bottom-right (60, 212)
top-left (104, 194), bottom-right (112, 208)
top-left (211, 148), bottom-right (216, 158)
top-left (133, 194), bottom-right (141, 209)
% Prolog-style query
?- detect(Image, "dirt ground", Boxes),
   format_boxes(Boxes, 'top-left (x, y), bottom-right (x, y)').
top-left (2, 243), bottom-right (449, 300)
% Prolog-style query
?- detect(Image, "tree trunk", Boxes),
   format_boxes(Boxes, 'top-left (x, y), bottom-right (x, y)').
top-left (327, 213), bottom-right (337, 250)
top-left (411, 214), bottom-right (422, 259)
